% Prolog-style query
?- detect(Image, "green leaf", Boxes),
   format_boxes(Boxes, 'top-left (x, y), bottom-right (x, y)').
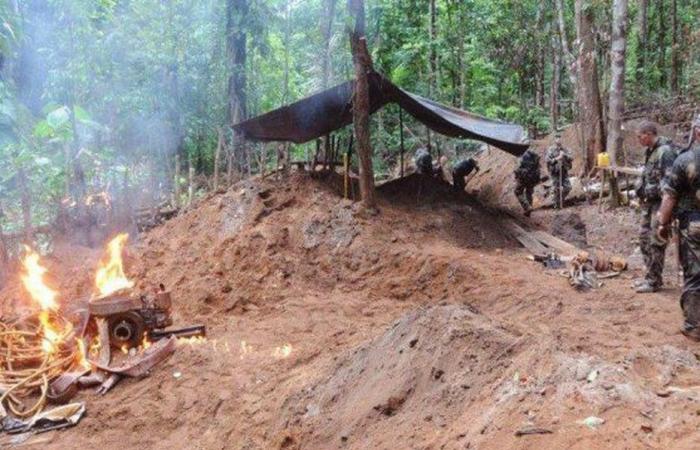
top-left (33, 120), bottom-right (54, 138)
top-left (46, 106), bottom-right (70, 129)
top-left (74, 105), bottom-right (91, 122)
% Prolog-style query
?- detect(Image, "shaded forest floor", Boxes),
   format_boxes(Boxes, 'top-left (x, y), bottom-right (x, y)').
top-left (1, 170), bottom-right (699, 450)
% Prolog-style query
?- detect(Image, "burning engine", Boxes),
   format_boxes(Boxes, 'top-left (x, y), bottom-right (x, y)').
top-left (86, 289), bottom-right (173, 348)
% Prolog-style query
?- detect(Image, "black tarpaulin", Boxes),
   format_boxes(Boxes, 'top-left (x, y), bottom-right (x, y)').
top-left (233, 72), bottom-right (529, 156)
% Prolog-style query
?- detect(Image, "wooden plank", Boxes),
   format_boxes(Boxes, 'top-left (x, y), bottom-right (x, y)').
top-left (530, 230), bottom-right (581, 256)
top-left (505, 221), bottom-right (549, 255)
top-left (597, 165), bottom-right (642, 177)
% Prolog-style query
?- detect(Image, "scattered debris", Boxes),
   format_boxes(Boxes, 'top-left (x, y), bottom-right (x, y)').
top-left (586, 369), bottom-right (599, 383)
top-left (2, 402), bottom-right (85, 435)
top-left (569, 253), bottom-right (601, 290)
top-left (568, 252), bottom-right (627, 290)
top-left (533, 253), bottom-right (566, 270)
top-left (579, 416), bottom-right (605, 429)
top-left (514, 426), bottom-right (553, 437)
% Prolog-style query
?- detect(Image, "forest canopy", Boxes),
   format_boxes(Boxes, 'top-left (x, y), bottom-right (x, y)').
top-left (0, 0), bottom-right (698, 253)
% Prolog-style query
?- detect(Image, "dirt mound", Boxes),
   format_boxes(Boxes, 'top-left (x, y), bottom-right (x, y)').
top-left (123, 171), bottom-right (515, 323)
top-left (275, 304), bottom-right (522, 449)
top-left (5, 170), bottom-right (700, 450)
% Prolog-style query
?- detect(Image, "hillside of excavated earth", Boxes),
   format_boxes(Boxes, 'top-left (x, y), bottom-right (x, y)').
top-left (2, 169), bottom-right (700, 450)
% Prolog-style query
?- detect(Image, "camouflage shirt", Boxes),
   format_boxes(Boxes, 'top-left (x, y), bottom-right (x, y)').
top-left (545, 145), bottom-right (572, 175)
top-left (514, 149), bottom-right (541, 185)
top-left (641, 137), bottom-right (677, 202)
top-left (662, 144), bottom-right (700, 216)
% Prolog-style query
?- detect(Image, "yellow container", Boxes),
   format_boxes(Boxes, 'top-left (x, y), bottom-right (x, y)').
top-left (597, 152), bottom-right (611, 168)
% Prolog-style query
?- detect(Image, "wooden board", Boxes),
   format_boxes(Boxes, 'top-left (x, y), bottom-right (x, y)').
top-left (530, 230), bottom-right (581, 256)
top-left (505, 221), bottom-right (549, 255)
top-left (597, 165), bottom-right (642, 177)
top-left (505, 219), bottom-right (581, 258)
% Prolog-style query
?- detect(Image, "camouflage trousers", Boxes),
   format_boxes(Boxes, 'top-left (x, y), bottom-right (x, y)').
top-left (639, 203), bottom-right (667, 287)
top-left (551, 172), bottom-right (571, 208)
top-left (679, 221), bottom-right (700, 329)
top-left (514, 180), bottom-right (535, 212)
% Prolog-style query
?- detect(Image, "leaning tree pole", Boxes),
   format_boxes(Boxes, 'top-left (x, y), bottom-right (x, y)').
top-left (347, 0), bottom-right (377, 210)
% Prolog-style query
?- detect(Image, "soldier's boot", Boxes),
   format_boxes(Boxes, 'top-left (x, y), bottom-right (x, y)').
top-left (637, 240), bottom-right (666, 292)
top-left (632, 278), bottom-right (647, 287)
top-left (635, 280), bottom-right (659, 293)
top-left (681, 291), bottom-right (700, 341)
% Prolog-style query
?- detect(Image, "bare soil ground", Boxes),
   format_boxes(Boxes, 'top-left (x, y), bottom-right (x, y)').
top-left (2, 170), bottom-right (699, 450)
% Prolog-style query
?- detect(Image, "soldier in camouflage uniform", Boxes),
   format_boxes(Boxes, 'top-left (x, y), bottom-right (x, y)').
top-left (657, 115), bottom-right (700, 340)
top-left (545, 134), bottom-right (573, 208)
top-left (513, 148), bottom-right (541, 216)
top-left (452, 157), bottom-right (480, 194)
top-left (635, 121), bottom-right (678, 293)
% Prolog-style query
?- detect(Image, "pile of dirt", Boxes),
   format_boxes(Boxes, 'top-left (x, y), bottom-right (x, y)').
top-left (125, 172), bottom-right (514, 325)
top-left (275, 304), bottom-right (522, 449)
top-left (3, 170), bottom-right (700, 450)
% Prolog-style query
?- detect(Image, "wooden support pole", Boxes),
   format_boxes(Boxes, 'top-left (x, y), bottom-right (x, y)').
top-left (344, 152), bottom-right (349, 199)
top-left (399, 107), bottom-right (405, 178)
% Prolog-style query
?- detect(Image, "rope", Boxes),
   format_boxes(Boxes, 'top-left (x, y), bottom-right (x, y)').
top-left (0, 314), bottom-right (81, 419)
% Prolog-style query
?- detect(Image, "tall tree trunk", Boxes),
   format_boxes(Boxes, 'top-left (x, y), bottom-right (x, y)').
top-left (213, 128), bottom-right (223, 191)
top-left (348, 0), bottom-right (377, 210)
top-left (428, 0), bottom-right (437, 98)
top-left (456, 2), bottom-right (467, 108)
top-left (550, 33), bottom-right (561, 131)
top-left (670, 0), bottom-right (679, 94)
top-left (174, 153), bottom-right (181, 207)
top-left (226, 0), bottom-right (248, 179)
top-left (284, 0), bottom-right (291, 100)
top-left (319, 0), bottom-right (337, 170)
top-left (636, 0), bottom-right (648, 86)
top-left (606, 0), bottom-right (629, 207)
top-left (188, 154), bottom-right (194, 205)
top-left (321, 0), bottom-right (337, 89)
top-left (657, 0), bottom-right (666, 88)
top-left (575, 0), bottom-right (606, 171)
top-left (535, 3), bottom-right (546, 109)
top-left (555, 0), bottom-right (578, 89)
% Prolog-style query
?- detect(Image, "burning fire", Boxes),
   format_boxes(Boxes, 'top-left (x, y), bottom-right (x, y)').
top-left (21, 248), bottom-right (58, 311)
top-left (94, 233), bottom-right (134, 298)
top-left (176, 336), bottom-right (207, 346)
top-left (76, 339), bottom-right (91, 370)
top-left (20, 247), bottom-right (65, 354)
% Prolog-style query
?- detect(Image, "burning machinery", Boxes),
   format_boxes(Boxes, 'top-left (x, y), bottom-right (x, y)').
top-left (82, 287), bottom-right (205, 349)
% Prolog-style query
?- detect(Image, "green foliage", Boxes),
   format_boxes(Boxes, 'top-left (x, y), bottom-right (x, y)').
top-left (0, 0), bottom-right (697, 244)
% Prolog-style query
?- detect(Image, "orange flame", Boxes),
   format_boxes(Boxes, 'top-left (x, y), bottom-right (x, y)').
top-left (140, 335), bottom-right (152, 350)
top-left (21, 248), bottom-right (65, 354)
top-left (76, 339), bottom-right (91, 370)
top-left (176, 336), bottom-right (207, 346)
top-left (21, 247), bottom-right (58, 311)
top-left (95, 233), bottom-right (134, 298)
top-left (89, 336), bottom-right (101, 358)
